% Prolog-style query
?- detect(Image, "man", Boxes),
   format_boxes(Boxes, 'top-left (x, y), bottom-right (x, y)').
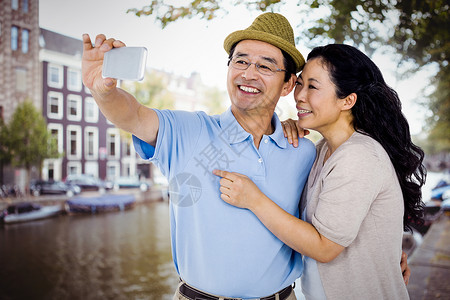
top-left (82, 12), bottom-right (315, 299)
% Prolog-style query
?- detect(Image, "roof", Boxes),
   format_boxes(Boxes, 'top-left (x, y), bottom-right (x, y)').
top-left (40, 28), bottom-right (83, 57)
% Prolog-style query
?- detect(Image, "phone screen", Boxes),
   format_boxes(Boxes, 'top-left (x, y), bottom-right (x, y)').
top-left (102, 47), bottom-right (148, 81)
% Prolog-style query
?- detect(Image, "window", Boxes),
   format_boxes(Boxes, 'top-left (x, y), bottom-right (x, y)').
top-left (22, 0), bottom-right (29, 13)
top-left (47, 64), bottom-right (63, 88)
top-left (85, 162), bottom-right (99, 178)
top-left (15, 68), bottom-right (27, 91)
top-left (47, 123), bottom-right (63, 153)
top-left (85, 97), bottom-right (98, 123)
top-left (124, 141), bottom-right (131, 156)
top-left (11, 26), bottom-right (18, 51)
top-left (85, 127), bottom-right (98, 159)
top-left (21, 29), bottom-right (29, 53)
top-left (67, 68), bottom-right (82, 91)
top-left (12, 0), bottom-right (19, 10)
top-left (67, 125), bottom-right (81, 159)
top-left (67, 161), bottom-right (82, 176)
top-left (47, 162), bottom-right (54, 180)
top-left (107, 161), bottom-right (120, 180)
top-left (107, 128), bottom-right (120, 159)
top-left (47, 91), bottom-right (63, 119)
top-left (67, 94), bottom-right (82, 121)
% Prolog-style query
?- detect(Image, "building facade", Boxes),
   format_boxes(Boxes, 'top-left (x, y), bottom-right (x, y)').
top-left (39, 29), bottom-right (127, 181)
top-left (0, 0), bottom-right (137, 186)
top-left (0, 0), bottom-right (40, 123)
top-left (1, 0), bottom-right (222, 187)
top-left (0, 0), bottom-right (41, 186)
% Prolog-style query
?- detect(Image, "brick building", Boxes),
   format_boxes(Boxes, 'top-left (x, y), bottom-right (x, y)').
top-left (0, 0), bottom-right (41, 186)
top-left (39, 28), bottom-right (127, 181)
top-left (0, 0), bottom-right (139, 187)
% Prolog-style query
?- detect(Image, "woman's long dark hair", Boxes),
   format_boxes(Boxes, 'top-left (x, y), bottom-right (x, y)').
top-left (308, 44), bottom-right (426, 231)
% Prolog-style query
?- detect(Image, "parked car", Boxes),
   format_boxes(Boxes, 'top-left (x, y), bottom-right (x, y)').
top-left (65, 174), bottom-right (113, 192)
top-left (113, 176), bottom-right (151, 192)
top-left (30, 180), bottom-right (81, 197)
top-left (431, 179), bottom-right (450, 200)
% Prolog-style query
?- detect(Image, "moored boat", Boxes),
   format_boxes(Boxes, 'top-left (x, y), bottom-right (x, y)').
top-left (66, 194), bottom-right (135, 213)
top-left (1, 202), bottom-right (62, 224)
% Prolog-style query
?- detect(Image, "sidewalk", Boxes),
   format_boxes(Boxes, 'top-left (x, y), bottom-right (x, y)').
top-left (407, 213), bottom-right (450, 299)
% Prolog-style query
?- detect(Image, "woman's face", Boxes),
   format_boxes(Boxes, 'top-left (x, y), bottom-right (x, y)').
top-left (294, 58), bottom-right (346, 135)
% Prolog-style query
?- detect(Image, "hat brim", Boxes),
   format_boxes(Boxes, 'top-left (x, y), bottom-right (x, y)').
top-left (224, 30), bottom-right (305, 73)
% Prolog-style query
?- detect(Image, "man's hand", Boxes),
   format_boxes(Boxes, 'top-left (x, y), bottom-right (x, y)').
top-left (401, 251), bottom-right (411, 285)
top-left (81, 34), bottom-right (126, 96)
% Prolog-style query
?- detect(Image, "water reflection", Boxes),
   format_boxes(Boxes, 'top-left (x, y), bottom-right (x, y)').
top-left (0, 201), bottom-right (179, 300)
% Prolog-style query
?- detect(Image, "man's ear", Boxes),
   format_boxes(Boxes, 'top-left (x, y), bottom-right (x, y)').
top-left (281, 74), bottom-right (297, 97)
top-left (342, 93), bottom-right (357, 111)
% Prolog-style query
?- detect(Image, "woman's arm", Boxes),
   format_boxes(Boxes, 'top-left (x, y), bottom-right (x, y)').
top-left (213, 169), bottom-right (344, 263)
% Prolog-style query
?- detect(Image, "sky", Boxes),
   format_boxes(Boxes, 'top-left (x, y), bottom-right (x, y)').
top-left (39, 0), bottom-right (433, 135)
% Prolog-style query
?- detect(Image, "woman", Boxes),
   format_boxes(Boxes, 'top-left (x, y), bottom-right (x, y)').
top-left (213, 44), bottom-right (425, 299)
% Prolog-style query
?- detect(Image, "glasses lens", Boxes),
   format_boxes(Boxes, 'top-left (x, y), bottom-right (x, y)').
top-left (230, 57), bottom-right (276, 76)
top-left (257, 63), bottom-right (275, 76)
top-left (231, 57), bottom-right (250, 70)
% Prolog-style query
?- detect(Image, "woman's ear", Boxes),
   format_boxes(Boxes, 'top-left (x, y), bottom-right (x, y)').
top-left (342, 93), bottom-right (357, 111)
top-left (281, 74), bottom-right (297, 97)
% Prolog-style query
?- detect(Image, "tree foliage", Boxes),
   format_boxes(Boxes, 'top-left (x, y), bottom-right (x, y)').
top-left (303, 0), bottom-right (449, 153)
top-left (424, 66), bottom-right (450, 153)
top-left (0, 119), bottom-right (12, 164)
top-left (127, 0), bottom-right (283, 28)
top-left (303, 0), bottom-right (449, 64)
top-left (128, 0), bottom-right (449, 152)
top-left (0, 101), bottom-right (60, 189)
top-left (121, 71), bottom-right (176, 110)
top-left (119, 71), bottom-right (176, 142)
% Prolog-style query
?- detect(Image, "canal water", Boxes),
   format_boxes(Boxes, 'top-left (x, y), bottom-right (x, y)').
top-left (0, 172), bottom-right (444, 299)
top-left (0, 201), bottom-right (179, 300)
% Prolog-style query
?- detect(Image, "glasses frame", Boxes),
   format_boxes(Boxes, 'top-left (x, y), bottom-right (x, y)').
top-left (228, 56), bottom-right (287, 76)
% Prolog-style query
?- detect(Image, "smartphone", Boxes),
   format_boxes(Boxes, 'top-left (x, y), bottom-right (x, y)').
top-left (102, 47), bottom-right (148, 81)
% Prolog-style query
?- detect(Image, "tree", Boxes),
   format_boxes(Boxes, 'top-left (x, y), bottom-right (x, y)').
top-left (203, 87), bottom-right (227, 115)
top-left (423, 67), bottom-right (450, 153)
top-left (128, 0), bottom-right (449, 153)
top-left (127, 0), bottom-right (283, 28)
top-left (119, 71), bottom-right (176, 142)
top-left (122, 70), bottom-right (175, 109)
top-left (0, 118), bottom-right (12, 165)
top-left (302, 0), bottom-right (449, 153)
top-left (0, 101), bottom-right (60, 193)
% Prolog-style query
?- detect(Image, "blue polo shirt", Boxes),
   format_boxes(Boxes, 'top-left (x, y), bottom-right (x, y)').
top-left (133, 108), bottom-right (316, 298)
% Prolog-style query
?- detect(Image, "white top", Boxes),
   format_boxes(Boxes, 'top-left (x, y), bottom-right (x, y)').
top-left (300, 132), bottom-right (409, 300)
top-left (301, 211), bottom-right (327, 300)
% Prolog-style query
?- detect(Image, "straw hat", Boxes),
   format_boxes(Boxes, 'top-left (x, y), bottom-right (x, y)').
top-left (224, 12), bottom-right (305, 73)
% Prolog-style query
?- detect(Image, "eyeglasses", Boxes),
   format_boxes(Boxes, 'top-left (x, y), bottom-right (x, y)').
top-left (228, 56), bottom-right (286, 76)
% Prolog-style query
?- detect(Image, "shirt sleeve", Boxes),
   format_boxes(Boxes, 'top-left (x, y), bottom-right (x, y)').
top-left (132, 109), bottom-right (203, 178)
top-left (311, 141), bottom-right (387, 247)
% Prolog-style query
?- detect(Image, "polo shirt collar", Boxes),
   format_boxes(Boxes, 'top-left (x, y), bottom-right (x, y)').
top-left (219, 107), bottom-right (288, 149)
top-left (270, 113), bottom-right (288, 149)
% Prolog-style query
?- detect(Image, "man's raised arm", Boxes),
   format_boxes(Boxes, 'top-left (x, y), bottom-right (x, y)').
top-left (81, 34), bottom-right (159, 146)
